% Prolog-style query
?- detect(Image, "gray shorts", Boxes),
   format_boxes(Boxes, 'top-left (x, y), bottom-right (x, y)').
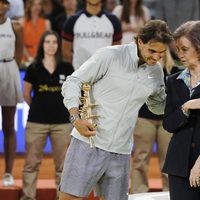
top-left (59, 137), bottom-right (130, 200)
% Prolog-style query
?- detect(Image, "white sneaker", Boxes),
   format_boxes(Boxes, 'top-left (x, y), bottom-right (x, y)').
top-left (2, 173), bottom-right (14, 186)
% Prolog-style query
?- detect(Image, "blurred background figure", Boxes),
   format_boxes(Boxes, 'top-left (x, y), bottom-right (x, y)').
top-left (6, 0), bottom-right (24, 24)
top-left (112, 0), bottom-right (150, 44)
top-left (43, 0), bottom-right (63, 17)
top-left (0, 0), bottom-right (23, 186)
top-left (20, 30), bottom-right (74, 200)
top-left (61, 0), bottom-right (122, 70)
top-left (54, 0), bottom-right (78, 35)
top-left (143, 0), bottom-right (156, 19)
top-left (104, 0), bottom-right (119, 13)
top-left (22, 0), bottom-right (51, 65)
top-left (156, 0), bottom-right (199, 32)
top-left (43, 0), bottom-right (65, 33)
top-left (130, 49), bottom-right (181, 194)
top-left (155, 0), bottom-right (199, 60)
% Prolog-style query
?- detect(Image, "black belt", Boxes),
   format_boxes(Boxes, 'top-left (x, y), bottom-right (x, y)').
top-left (0, 58), bottom-right (14, 63)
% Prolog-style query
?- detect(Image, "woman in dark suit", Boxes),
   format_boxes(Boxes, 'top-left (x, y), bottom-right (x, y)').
top-left (163, 21), bottom-right (200, 200)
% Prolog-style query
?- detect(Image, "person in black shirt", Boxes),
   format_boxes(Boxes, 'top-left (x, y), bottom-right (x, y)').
top-left (20, 30), bottom-right (74, 200)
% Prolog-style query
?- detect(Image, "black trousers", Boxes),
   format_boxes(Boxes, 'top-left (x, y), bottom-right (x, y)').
top-left (169, 175), bottom-right (200, 200)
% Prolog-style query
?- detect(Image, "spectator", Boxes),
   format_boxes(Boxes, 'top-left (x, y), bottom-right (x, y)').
top-left (0, 0), bottom-right (23, 186)
top-left (20, 30), bottom-right (74, 200)
top-left (43, 0), bottom-right (65, 33)
top-left (22, 0), bottom-right (51, 65)
top-left (112, 0), bottom-right (150, 44)
top-left (54, 0), bottom-right (78, 35)
top-left (61, 0), bottom-right (122, 70)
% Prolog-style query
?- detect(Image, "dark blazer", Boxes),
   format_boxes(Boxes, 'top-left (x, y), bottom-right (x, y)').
top-left (162, 71), bottom-right (200, 178)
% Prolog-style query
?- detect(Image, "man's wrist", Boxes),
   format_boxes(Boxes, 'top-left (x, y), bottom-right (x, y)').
top-left (69, 114), bottom-right (80, 124)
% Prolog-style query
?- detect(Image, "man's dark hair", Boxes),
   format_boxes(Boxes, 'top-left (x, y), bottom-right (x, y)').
top-left (174, 21), bottom-right (200, 55)
top-left (137, 20), bottom-right (173, 44)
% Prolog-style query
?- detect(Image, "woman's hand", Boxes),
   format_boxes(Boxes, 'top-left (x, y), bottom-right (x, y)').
top-left (189, 156), bottom-right (200, 187)
top-left (73, 118), bottom-right (96, 137)
top-left (182, 99), bottom-right (200, 112)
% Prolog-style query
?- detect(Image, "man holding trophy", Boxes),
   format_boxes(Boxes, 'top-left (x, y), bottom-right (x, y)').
top-left (59, 20), bottom-right (173, 200)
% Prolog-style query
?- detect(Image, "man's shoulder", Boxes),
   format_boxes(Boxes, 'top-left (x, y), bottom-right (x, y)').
top-left (93, 45), bottom-right (122, 61)
top-left (100, 44), bottom-right (128, 54)
top-left (95, 44), bottom-right (134, 62)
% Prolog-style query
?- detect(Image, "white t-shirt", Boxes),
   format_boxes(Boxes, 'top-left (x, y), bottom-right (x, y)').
top-left (62, 9), bottom-right (122, 70)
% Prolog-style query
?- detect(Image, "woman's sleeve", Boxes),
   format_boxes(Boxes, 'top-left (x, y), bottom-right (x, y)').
top-left (163, 77), bottom-right (189, 133)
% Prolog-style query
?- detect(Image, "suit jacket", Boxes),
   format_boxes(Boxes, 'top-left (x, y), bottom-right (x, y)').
top-left (162, 72), bottom-right (200, 178)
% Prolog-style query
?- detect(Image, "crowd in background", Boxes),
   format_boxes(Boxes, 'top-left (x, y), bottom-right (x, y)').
top-left (1, 0), bottom-right (200, 199)
top-left (7, 0), bottom-right (200, 68)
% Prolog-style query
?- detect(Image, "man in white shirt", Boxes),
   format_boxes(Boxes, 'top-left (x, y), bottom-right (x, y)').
top-left (61, 0), bottom-right (122, 70)
top-left (59, 20), bottom-right (173, 200)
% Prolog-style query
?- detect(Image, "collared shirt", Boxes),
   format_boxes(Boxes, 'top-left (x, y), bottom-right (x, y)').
top-left (62, 9), bottom-right (122, 70)
top-left (177, 68), bottom-right (200, 96)
top-left (62, 43), bottom-right (166, 154)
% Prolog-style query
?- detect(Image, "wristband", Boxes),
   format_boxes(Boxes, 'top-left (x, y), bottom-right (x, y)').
top-left (69, 114), bottom-right (80, 124)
